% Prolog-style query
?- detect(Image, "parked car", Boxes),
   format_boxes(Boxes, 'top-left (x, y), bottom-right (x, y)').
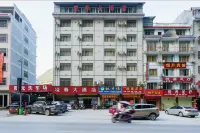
top-left (8, 102), bottom-right (30, 114)
top-left (26, 101), bottom-right (61, 116)
top-left (129, 104), bottom-right (160, 120)
top-left (165, 106), bottom-right (199, 118)
top-left (51, 101), bottom-right (67, 113)
top-left (109, 105), bottom-right (117, 115)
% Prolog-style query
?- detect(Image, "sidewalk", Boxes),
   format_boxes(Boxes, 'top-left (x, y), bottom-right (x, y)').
top-left (0, 110), bottom-right (12, 117)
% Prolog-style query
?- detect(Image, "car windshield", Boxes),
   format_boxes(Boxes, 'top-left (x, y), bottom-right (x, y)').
top-left (184, 107), bottom-right (194, 109)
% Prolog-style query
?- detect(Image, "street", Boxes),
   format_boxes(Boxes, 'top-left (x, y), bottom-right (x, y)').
top-left (0, 110), bottom-right (200, 133)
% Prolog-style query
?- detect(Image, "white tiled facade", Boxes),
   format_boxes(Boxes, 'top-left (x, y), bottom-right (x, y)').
top-left (0, 4), bottom-right (36, 107)
top-left (53, 2), bottom-right (144, 87)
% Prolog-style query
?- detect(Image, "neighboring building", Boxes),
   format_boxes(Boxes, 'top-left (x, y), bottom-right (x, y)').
top-left (0, 4), bottom-right (36, 107)
top-left (53, 2), bottom-right (145, 106)
top-left (37, 68), bottom-right (53, 85)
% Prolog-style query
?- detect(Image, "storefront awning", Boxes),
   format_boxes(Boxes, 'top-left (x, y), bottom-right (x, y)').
top-left (196, 81), bottom-right (200, 85)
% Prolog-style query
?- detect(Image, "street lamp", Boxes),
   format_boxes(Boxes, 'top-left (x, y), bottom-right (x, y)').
top-left (18, 59), bottom-right (23, 108)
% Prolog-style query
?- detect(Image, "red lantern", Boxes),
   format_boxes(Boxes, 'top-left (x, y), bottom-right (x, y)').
top-left (97, 5), bottom-right (102, 11)
top-left (122, 5), bottom-right (127, 12)
top-left (109, 4), bottom-right (115, 11)
top-left (73, 5), bottom-right (79, 12)
top-left (85, 5), bottom-right (91, 12)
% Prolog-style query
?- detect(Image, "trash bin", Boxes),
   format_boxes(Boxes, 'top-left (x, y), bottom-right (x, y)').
top-left (18, 108), bottom-right (24, 115)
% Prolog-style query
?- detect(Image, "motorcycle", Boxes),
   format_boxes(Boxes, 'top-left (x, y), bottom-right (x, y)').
top-left (92, 104), bottom-right (97, 110)
top-left (111, 110), bottom-right (135, 123)
top-left (79, 104), bottom-right (85, 110)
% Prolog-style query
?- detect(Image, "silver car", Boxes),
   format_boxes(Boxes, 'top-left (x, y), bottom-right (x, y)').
top-left (165, 106), bottom-right (199, 118)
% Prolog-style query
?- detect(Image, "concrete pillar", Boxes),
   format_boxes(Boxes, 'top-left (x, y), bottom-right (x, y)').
top-left (97, 96), bottom-right (100, 106)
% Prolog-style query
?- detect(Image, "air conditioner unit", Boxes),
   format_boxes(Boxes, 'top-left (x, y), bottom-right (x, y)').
top-left (77, 66), bottom-right (82, 70)
top-left (123, 21), bottom-right (127, 26)
top-left (117, 66), bottom-right (122, 69)
top-left (77, 36), bottom-right (82, 41)
top-left (117, 21), bottom-right (122, 26)
top-left (78, 21), bottom-right (82, 26)
top-left (77, 51), bottom-right (82, 56)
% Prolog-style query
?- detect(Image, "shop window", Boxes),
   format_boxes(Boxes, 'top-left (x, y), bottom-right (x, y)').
top-left (104, 49), bottom-right (115, 56)
top-left (60, 78), bottom-right (71, 86)
top-left (82, 78), bottom-right (93, 86)
top-left (104, 63), bottom-right (115, 71)
top-left (60, 63), bottom-right (71, 71)
top-left (127, 78), bottom-right (137, 86)
top-left (104, 20), bottom-right (115, 27)
top-left (104, 78), bottom-right (115, 86)
top-left (147, 56), bottom-right (157, 62)
top-left (82, 63), bottom-right (93, 71)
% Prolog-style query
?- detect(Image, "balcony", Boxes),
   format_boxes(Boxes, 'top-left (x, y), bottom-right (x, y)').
top-left (144, 35), bottom-right (161, 41)
top-left (179, 35), bottom-right (195, 41)
top-left (144, 47), bottom-right (160, 54)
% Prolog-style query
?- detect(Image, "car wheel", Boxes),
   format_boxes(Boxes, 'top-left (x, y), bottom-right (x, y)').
top-left (148, 113), bottom-right (156, 121)
top-left (191, 116), bottom-right (195, 118)
top-left (127, 120), bottom-right (131, 123)
top-left (27, 109), bottom-right (31, 114)
top-left (179, 112), bottom-right (183, 117)
top-left (165, 110), bottom-right (169, 114)
top-left (45, 110), bottom-right (50, 116)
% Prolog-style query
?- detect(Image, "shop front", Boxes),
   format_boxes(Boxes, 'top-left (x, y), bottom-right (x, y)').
top-left (122, 86), bottom-right (144, 104)
top-left (145, 89), bottom-right (162, 110)
top-left (99, 86), bottom-right (122, 108)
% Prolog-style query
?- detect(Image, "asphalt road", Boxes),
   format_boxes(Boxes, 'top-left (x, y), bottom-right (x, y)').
top-left (0, 110), bottom-right (200, 133)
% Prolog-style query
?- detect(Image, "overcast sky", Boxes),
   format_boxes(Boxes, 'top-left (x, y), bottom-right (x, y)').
top-left (0, 0), bottom-right (199, 77)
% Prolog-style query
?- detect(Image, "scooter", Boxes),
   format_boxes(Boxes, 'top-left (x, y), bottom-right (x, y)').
top-left (111, 110), bottom-right (135, 123)
top-left (92, 104), bottom-right (97, 110)
top-left (79, 104), bottom-right (85, 110)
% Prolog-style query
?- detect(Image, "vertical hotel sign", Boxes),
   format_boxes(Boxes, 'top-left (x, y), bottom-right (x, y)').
top-left (146, 62), bottom-right (148, 81)
top-left (0, 53), bottom-right (4, 83)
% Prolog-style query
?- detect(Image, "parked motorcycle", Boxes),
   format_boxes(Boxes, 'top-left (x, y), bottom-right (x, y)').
top-left (111, 110), bottom-right (135, 123)
top-left (79, 104), bottom-right (85, 110)
top-left (92, 104), bottom-right (97, 110)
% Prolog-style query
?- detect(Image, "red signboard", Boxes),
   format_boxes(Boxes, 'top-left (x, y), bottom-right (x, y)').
top-left (52, 86), bottom-right (98, 95)
top-left (0, 53), bottom-right (4, 83)
top-left (163, 90), bottom-right (197, 97)
top-left (163, 62), bottom-right (186, 68)
top-left (9, 85), bottom-right (52, 92)
top-left (163, 77), bottom-right (193, 83)
top-left (122, 86), bottom-right (144, 94)
top-left (145, 89), bottom-right (163, 97)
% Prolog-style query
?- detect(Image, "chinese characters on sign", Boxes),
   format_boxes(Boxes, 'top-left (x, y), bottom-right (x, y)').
top-left (122, 87), bottom-right (144, 94)
top-left (145, 90), bottom-right (163, 96)
top-left (99, 86), bottom-right (122, 94)
top-left (163, 77), bottom-right (193, 83)
top-left (9, 85), bottom-right (53, 92)
top-left (163, 62), bottom-right (186, 68)
top-left (163, 90), bottom-right (197, 97)
top-left (0, 53), bottom-right (4, 83)
top-left (102, 95), bottom-right (118, 99)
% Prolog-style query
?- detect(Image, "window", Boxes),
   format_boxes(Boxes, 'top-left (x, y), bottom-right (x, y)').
top-left (198, 51), bottom-right (200, 59)
top-left (104, 63), bottom-right (115, 71)
top-left (0, 20), bottom-right (7, 27)
top-left (82, 63), bottom-right (93, 71)
top-left (162, 55), bottom-right (174, 62)
top-left (149, 69), bottom-right (157, 76)
top-left (158, 32), bottom-right (162, 35)
top-left (24, 59), bottom-right (28, 67)
top-left (60, 20), bottom-right (71, 27)
top-left (127, 49), bottom-right (136, 56)
top-left (147, 42), bottom-right (156, 51)
top-left (15, 12), bottom-right (20, 22)
top-left (143, 105), bottom-right (151, 108)
top-left (163, 83), bottom-right (173, 90)
top-left (104, 20), bottom-right (115, 27)
top-left (82, 20), bottom-right (93, 27)
top-left (163, 69), bottom-right (174, 76)
top-left (24, 36), bottom-right (28, 44)
top-left (104, 49), bottom-right (115, 56)
top-left (82, 34), bottom-right (93, 42)
top-left (24, 71), bottom-right (28, 78)
top-left (82, 78), bottom-right (93, 86)
top-left (60, 78), bottom-right (71, 86)
top-left (176, 30), bottom-right (186, 35)
top-left (127, 78), bottom-right (137, 86)
top-left (180, 69), bottom-right (189, 76)
top-left (0, 34), bottom-right (7, 43)
top-left (147, 56), bottom-right (157, 62)
top-left (135, 105), bottom-right (142, 109)
top-left (198, 36), bottom-right (200, 45)
top-left (179, 41), bottom-right (189, 52)
top-left (0, 78), bottom-right (6, 85)
top-left (127, 63), bottom-right (137, 71)
top-left (198, 66), bottom-right (200, 74)
top-left (60, 48), bottom-right (71, 56)
top-left (104, 35), bottom-right (115, 42)
top-left (60, 63), bottom-right (71, 71)
top-left (127, 20), bottom-right (136, 27)
top-left (180, 83), bottom-right (190, 90)
top-left (0, 48), bottom-right (7, 56)
top-left (60, 34), bottom-right (71, 42)
top-left (179, 56), bottom-right (189, 62)
top-left (162, 42), bottom-right (169, 51)
top-left (24, 48), bottom-right (28, 55)
top-left (82, 49), bottom-right (93, 56)
top-left (147, 83), bottom-right (158, 89)
top-left (145, 30), bottom-right (154, 35)
top-left (127, 34), bottom-right (136, 42)
top-left (104, 78), bottom-right (115, 86)
top-left (24, 25), bottom-right (28, 32)
top-left (3, 63), bottom-right (6, 71)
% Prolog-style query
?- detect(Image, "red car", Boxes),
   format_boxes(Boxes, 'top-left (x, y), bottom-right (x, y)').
top-left (109, 105), bottom-right (117, 115)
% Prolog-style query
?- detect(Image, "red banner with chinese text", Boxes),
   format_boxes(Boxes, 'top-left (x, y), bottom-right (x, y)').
top-left (9, 85), bottom-right (52, 92)
top-left (145, 89), bottom-right (163, 97)
top-left (163, 77), bottom-right (193, 83)
top-left (52, 86), bottom-right (98, 95)
top-left (163, 90), bottom-right (197, 97)
top-left (0, 53), bottom-right (4, 83)
top-left (122, 86), bottom-right (144, 94)
top-left (163, 62), bottom-right (186, 68)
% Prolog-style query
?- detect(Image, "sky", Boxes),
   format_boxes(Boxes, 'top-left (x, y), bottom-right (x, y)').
top-left (0, 0), bottom-right (200, 77)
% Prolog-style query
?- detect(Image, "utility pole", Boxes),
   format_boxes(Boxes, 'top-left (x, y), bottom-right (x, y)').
top-left (19, 59), bottom-right (23, 108)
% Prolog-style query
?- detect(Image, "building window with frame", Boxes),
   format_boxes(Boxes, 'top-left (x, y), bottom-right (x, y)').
top-left (24, 59), bottom-right (28, 67)
top-left (60, 78), bottom-right (71, 86)
top-left (60, 63), bottom-right (71, 71)
top-left (179, 56), bottom-right (189, 62)
top-left (147, 56), bottom-right (157, 62)
top-left (0, 20), bottom-right (7, 27)
top-left (3, 63), bottom-right (6, 71)
top-left (60, 20), bottom-right (71, 27)
top-left (104, 63), bottom-right (115, 71)
top-left (82, 20), bottom-right (93, 27)
top-left (24, 25), bottom-right (29, 32)
top-left (127, 78), bottom-right (137, 86)
top-left (198, 51), bottom-right (200, 59)
top-left (127, 34), bottom-right (136, 42)
top-left (198, 66), bottom-right (200, 74)
top-left (0, 78), bottom-right (6, 85)
top-left (24, 36), bottom-right (28, 44)
top-left (144, 30), bottom-right (154, 35)
top-left (127, 20), bottom-right (136, 27)
top-left (162, 42), bottom-right (169, 51)
top-left (149, 69), bottom-right (157, 76)
top-left (60, 34), bottom-right (71, 42)
top-left (0, 48), bottom-right (7, 56)
top-left (60, 48), bottom-right (71, 56)
top-left (104, 78), bottom-right (115, 86)
top-left (104, 20), bottom-right (115, 27)
top-left (179, 41), bottom-right (189, 52)
top-left (24, 71), bottom-right (28, 78)
top-left (163, 69), bottom-right (174, 76)
top-left (162, 55), bottom-right (174, 62)
top-left (82, 78), bottom-right (93, 86)
top-left (0, 34), bottom-right (7, 43)
top-left (147, 83), bottom-right (158, 89)
top-left (82, 63), bottom-right (93, 71)
top-left (127, 49), bottom-right (136, 56)
top-left (147, 42), bottom-right (156, 51)
top-left (104, 35), bottom-right (115, 42)
top-left (82, 49), bottom-right (93, 56)
top-left (180, 69), bottom-right (190, 76)
top-left (127, 63), bottom-right (137, 71)
top-left (176, 29), bottom-right (186, 35)
top-left (24, 48), bottom-right (28, 55)
top-left (104, 49), bottom-right (115, 56)
top-left (180, 83), bottom-right (190, 90)
top-left (82, 34), bottom-right (93, 42)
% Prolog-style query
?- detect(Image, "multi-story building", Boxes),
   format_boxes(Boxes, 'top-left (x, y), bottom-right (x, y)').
top-left (53, 2), bottom-right (145, 105)
top-left (143, 16), bottom-right (196, 110)
top-left (0, 4), bottom-right (36, 108)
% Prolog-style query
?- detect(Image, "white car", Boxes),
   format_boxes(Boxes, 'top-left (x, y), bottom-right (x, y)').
top-left (165, 106), bottom-right (199, 118)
